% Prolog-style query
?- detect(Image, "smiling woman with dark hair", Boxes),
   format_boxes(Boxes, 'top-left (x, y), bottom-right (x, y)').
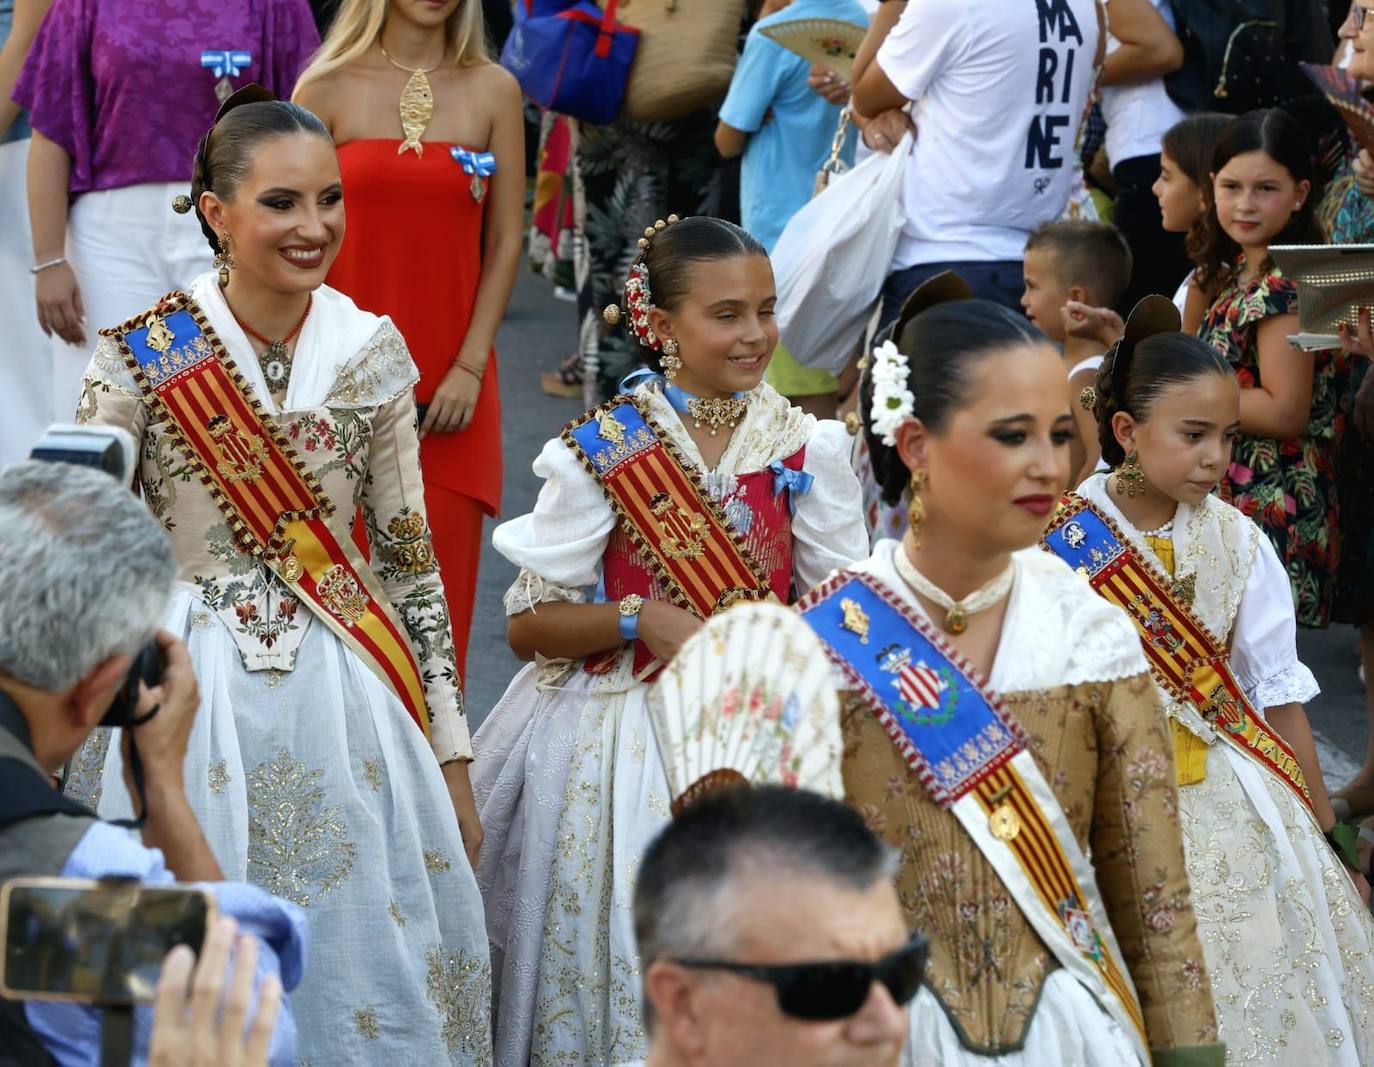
top-left (70, 91), bottom-right (493, 1064)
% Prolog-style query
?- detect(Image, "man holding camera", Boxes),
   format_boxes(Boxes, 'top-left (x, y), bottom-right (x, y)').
top-left (0, 460), bottom-right (304, 1064)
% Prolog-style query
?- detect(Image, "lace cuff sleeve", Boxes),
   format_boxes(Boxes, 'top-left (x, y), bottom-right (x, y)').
top-left (1244, 661), bottom-right (1320, 712)
top-left (503, 569), bottom-right (587, 617)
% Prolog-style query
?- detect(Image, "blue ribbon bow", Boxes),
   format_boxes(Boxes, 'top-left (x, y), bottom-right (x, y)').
top-left (451, 147), bottom-right (498, 177)
top-left (770, 461), bottom-right (814, 515)
top-left (201, 50), bottom-right (253, 79)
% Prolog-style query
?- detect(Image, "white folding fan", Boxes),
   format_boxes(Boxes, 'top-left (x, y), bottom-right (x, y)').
top-left (759, 18), bottom-right (867, 83)
top-left (647, 601), bottom-right (844, 816)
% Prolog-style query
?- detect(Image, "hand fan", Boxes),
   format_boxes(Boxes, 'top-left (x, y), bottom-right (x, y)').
top-left (1300, 63), bottom-right (1374, 157)
top-left (760, 18), bottom-right (867, 83)
top-left (647, 601), bottom-right (844, 815)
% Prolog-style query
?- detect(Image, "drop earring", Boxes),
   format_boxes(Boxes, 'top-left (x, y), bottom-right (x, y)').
top-left (1115, 449), bottom-right (1147, 498)
top-left (660, 338), bottom-right (681, 381)
top-left (215, 232), bottom-right (236, 288)
top-left (907, 468), bottom-right (927, 546)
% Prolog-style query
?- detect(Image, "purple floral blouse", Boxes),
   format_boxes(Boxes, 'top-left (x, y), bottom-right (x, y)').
top-left (12, 0), bottom-right (319, 196)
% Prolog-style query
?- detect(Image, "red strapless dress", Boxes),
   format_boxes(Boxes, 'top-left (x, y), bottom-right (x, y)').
top-left (328, 139), bottom-right (503, 677)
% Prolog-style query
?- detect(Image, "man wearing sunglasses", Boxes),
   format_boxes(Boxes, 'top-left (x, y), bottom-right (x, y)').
top-left (627, 785), bottom-right (920, 1067)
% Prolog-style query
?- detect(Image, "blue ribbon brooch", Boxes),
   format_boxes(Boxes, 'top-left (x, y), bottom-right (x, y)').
top-left (769, 461), bottom-right (814, 515)
top-left (201, 50), bottom-right (253, 79)
top-left (451, 147), bottom-right (497, 203)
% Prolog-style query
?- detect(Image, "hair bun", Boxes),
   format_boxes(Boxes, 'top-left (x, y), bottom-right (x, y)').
top-left (213, 83), bottom-right (277, 124)
top-left (889, 271), bottom-right (973, 349)
top-left (1105, 294), bottom-right (1182, 390)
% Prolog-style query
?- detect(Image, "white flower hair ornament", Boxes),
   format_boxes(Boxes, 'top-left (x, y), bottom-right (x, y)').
top-left (869, 340), bottom-right (914, 446)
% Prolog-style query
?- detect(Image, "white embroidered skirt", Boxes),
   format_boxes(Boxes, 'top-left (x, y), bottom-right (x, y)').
top-left (1181, 741), bottom-right (1374, 1065)
top-left (73, 584), bottom-right (494, 1064)
top-left (473, 655), bottom-right (672, 1066)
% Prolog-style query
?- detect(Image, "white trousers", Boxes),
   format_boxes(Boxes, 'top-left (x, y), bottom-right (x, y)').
top-left (51, 181), bottom-right (210, 421)
top-left (0, 138), bottom-right (53, 464)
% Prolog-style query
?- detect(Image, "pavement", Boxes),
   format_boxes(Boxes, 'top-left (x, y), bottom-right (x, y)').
top-left (467, 270), bottom-right (1372, 795)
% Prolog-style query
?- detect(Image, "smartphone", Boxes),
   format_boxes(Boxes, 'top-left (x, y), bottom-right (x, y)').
top-left (0, 878), bottom-right (215, 1004)
top-left (416, 402), bottom-right (430, 425)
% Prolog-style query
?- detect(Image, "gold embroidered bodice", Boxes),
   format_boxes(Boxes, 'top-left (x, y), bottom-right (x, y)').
top-left (842, 674), bottom-right (1220, 1056)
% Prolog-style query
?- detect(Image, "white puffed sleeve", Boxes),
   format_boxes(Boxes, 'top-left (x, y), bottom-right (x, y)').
top-left (792, 419), bottom-right (869, 593)
top-left (1230, 532), bottom-right (1320, 711)
top-left (491, 435), bottom-right (616, 615)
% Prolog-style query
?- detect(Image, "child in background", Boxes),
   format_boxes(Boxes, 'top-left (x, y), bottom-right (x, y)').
top-left (1150, 111), bottom-right (1231, 322)
top-left (1021, 219), bottom-right (1133, 485)
top-left (715, 0), bottom-right (868, 418)
top-left (1191, 108), bottom-right (1348, 628)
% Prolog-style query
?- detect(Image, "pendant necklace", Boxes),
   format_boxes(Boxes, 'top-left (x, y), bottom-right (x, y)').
top-left (228, 294), bottom-right (313, 391)
top-left (664, 382), bottom-right (751, 437)
top-left (380, 44), bottom-right (440, 156)
top-left (893, 546), bottom-right (1013, 635)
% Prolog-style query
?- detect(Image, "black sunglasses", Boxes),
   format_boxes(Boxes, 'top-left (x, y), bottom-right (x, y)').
top-left (672, 932), bottom-right (927, 1021)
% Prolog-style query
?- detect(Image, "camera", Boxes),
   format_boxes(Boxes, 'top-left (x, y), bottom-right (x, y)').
top-left (27, 425), bottom-right (164, 725)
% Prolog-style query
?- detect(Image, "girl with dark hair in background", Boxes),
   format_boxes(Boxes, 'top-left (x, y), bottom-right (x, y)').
top-left (1056, 300), bottom-right (1374, 1062)
top-left (12, 0), bottom-right (318, 424)
top-left (1151, 111), bottom-right (1230, 314)
top-left (470, 216), bottom-right (867, 1065)
top-left (1188, 108), bottom-right (1351, 629)
top-left (71, 92), bottom-right (492, 1063)
top-left (796, 279), bottom-right (1223, 1064)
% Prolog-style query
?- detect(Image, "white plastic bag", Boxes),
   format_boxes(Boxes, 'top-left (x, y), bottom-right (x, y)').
top-left (772, 133), bottom-right (910, 374)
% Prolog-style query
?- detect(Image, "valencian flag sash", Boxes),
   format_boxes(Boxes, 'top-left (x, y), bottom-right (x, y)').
top-left (1043, 495), bottom-right (1312, 815)
top-left (106, 293), bottom-right (431, 738)
top-left (799, 571), bottom-right (1150, 1062)
top-left (563, 396), bottom-right (773, 674)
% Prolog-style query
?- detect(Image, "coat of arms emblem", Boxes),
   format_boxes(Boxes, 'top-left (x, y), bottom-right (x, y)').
top-left (315, 564), bottom-right (369, 627)
top-left (207, 414), bottom-right (267, 483)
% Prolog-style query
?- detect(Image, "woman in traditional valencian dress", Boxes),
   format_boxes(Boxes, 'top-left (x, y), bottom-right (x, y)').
top-left (795, 279), bottom-right (1224, 1065)
top-left (1046, 298), bottom-right (1374, 1064)
top-left (471, 216), bottom-right (869, 1065)
top-left (69, 92), bottom-right (492, 1064)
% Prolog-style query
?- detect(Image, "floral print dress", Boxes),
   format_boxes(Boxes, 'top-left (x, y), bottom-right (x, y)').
top-left (1199, 264), bottom-right (1349, 627)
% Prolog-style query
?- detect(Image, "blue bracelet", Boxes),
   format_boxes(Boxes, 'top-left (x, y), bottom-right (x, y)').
top-left (618, 609), bottom-right (640, 641)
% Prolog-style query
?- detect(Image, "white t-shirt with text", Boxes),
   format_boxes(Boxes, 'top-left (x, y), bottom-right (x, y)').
top-left (877, 0), bottom-right (1101, 268)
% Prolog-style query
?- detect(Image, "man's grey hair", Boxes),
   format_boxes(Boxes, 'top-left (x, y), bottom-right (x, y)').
top-left (632, 786), bottom-right (899, 1031)
top-left (0, 461), bottom-right (177, 691)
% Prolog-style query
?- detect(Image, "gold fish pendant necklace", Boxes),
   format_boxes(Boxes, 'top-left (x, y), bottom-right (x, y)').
top-left (380, 44), bottom-right (440, 156)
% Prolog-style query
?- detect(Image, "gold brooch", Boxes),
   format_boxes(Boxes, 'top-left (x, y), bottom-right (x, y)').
top-left (840, 597), bottom-right (870, 644)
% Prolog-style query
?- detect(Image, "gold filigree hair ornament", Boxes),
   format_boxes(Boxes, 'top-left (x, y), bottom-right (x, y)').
top-left (602, 214), bottom-right (681, 352)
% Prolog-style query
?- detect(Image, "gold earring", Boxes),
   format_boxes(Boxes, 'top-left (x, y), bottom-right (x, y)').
top-left (215, 232), bottom-right (235, 288)
top-left (1115, 450), bottom-right (1147, 498)
top-left (907, 468), bottom-right (927, 546)
top-left (660, 338), bottom-right (681, 380)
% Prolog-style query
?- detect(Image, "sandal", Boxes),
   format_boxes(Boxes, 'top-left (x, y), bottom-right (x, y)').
top-left (540, 353), bottom-right (583, 398)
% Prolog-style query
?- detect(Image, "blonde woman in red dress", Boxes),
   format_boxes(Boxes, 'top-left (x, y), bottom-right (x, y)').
top-left (295, 0), bottom-right (523, 678)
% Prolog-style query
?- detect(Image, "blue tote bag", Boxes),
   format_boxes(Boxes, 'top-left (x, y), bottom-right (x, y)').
top-left (500, 0), bottom-right (639, 126)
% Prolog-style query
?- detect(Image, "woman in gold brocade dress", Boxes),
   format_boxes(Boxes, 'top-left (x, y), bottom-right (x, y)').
top-left (797, 282), bottom-right (1224, 1065)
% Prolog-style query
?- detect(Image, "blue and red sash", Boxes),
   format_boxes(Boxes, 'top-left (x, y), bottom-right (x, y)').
top-left (563, 396), bottom-right (773, 674)
top-left (800, 570), bottom-right (1148, 1059)
top-left (1042, 496), bottom-right (1311, 814)
top-left (106, 293), bottom-right (432, 738)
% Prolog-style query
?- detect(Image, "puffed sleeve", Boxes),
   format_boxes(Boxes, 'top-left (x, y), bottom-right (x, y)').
top-left (362, 387), bottom-right (471, 764)
top-left (76, 337), bottom-right (149, 443)
top-left (261, 0), bottom-right (321, 96)
top-left (491, 435), bottom-right (616, 616)
top-left (12, 0), bottom-right (97, 192)
top-left (1090, 671), bottom-right (1225, 1062)
top-left (1229, 528), bottom-right (1319, 711)
top-left (791, 420), bottom-right (868, 593)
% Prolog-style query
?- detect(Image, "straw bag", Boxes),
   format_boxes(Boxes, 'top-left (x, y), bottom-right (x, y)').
top-left (612, 0), bottom-right (746, 123)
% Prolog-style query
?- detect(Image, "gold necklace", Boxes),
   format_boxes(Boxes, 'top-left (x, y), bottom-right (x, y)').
top-left (684, 394), bottom-right (750, 436)
top-left (892, 546), bottom-right (1013, 635)
top-left (380, 44), bottom-right (441, 156)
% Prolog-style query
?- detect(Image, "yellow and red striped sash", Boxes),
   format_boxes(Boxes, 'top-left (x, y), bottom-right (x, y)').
top-left (1043, 496), bottom-right (1311, 813)
top-left (107, 292), bottom-right (431, 737)
top-left (563, 396), bottom-right (772, 670)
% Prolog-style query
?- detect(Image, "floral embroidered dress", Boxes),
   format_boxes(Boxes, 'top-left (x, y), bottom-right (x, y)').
top-left (1079, 475), bottom-right (1374, 1064)
top-left (1198, 263), bottom-right (1349, 626)
top-left (70, 272), bottom-right (493, 1064)
top-left (470, 381), bottom-right (868, 1065)
top-left (839, 542), bottom-right (1223, 1065)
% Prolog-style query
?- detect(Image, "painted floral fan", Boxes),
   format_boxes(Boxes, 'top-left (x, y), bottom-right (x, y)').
top-left (759, 18), bottom-right (867, 82)
top-left (1301, 63), bottom-right (1374, 157)
top-left (647, 601), bottom-right (844, 816)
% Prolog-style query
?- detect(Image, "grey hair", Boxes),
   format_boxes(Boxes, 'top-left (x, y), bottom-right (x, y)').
top-left (633, 786), bottom-right (899, 1032)
top-left (0, 461), bottom-right (177, 691)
